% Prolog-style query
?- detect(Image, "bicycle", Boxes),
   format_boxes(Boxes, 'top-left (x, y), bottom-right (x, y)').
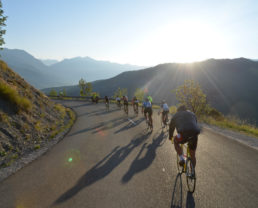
top-left (124, 104), bottom-right (128, 115)
top-left (159, 111), bottom-right (169, 130)
top-left (146, 114), bottom-right (153, 131)
top-left (133, 104), bottom-right (139, 115)
top-left (105, 102), bottom-right (109, 111)
top-left (117, 102), bottom-right (121, 110)
top-left (171, 137), bottom-right (196, 193)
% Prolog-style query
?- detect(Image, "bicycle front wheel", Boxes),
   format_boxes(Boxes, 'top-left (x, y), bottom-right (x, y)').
top-left (186, 158), bottom-right (196, 193)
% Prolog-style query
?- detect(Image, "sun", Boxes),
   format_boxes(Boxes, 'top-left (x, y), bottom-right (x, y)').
top-left (132, 20), bottom-right (228, 65)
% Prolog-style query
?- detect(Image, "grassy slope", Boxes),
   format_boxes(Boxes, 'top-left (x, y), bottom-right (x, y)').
top-left (0, 61), bottom-right (75, 168)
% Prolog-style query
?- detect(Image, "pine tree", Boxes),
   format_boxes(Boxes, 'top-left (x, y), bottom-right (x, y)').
top-left (0, 0), bottom-right (7, 49)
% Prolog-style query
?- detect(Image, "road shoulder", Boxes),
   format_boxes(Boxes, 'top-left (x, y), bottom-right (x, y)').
top-left (202, 123), bottom-right (258, 151)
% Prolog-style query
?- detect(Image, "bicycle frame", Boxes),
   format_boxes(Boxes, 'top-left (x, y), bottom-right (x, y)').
top-left (171, 138), bottom-right (196, 193)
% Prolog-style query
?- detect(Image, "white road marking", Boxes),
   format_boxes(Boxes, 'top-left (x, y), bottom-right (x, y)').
top-left (128, 119), bottom-right (136, 125)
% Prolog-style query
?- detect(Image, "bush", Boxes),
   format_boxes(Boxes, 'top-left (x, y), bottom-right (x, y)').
top-left (206, 107), bottom-right (224, 121)
top-left (0, 81), bottom-right (32, 112)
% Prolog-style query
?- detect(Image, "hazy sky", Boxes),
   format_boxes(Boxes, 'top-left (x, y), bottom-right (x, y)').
top-left (2, 0), bottom-right (258, 65)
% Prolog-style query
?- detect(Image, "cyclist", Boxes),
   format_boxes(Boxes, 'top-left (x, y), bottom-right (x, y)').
top-left (104, 96), bottom-right (109, 107)
top-left (142, 98), bottom-right (153, 128)
top-left (123, 95), bottom-right (129, 114)
top-left (159, 100), bottom-right (170, 127)
top-left (95, 96), bottom-right (99, 104)
top-left (132, 96), bottom-right (139, 114)
top-left (169, 105), bottom-right (200, 168)
top-left (147, 95), bottom-right (153, 104)
top-left (116, 96), bottom-right (121, 108)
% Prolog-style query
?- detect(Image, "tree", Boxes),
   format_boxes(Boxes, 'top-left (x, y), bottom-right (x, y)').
top-left (0, 1), bottom-right (7, 49)
top-left (62, 88), bottom-right (67, 96)
top-left (174, 80), bottom-right (207, 116)
top-left (113, 87), bottom-right (127, 98)
top-left (134, 88), bottom-right (144, 102)
top-left (78, 78), bottom-right (92, 96)
top-left (49, 89), bottom-right (57, 96)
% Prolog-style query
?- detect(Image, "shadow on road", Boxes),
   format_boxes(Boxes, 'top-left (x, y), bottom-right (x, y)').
top-left (186, 192), bottom-right (195, 208)
top-left (54, 133), bottom-right (151, 205)
top-left (88, 108), bottom-right (119, 117)
top-left (121, 131), bottom-right (166, 183)
top-left (68, 117), bottom-right (128, 137)
top-left (171, 173), bottom-right (183, 208)
top-left (114, 116), bottom-right (145, 134)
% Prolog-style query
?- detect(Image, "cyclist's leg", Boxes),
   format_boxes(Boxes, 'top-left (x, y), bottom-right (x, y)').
top-left (174, 134), bottom-right (188, 165)
top-left (149, 108), bottom-right (153, 127)
top-left (144, 109), bottom-right (147, 121)
top-left (161, 111), bottom-right (164, 125)
top-left (188, 135), bottom-right (198, 168)
top-left (174, 136), bottom-right (183, 156)
top-left (165, 111), bottom-right (168, 122)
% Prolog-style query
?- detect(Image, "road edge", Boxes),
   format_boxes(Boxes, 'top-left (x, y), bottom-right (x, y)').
top-left (201, 123), bottom-right (258, 151)
top-left (0, 108), bottom-right (77, 182)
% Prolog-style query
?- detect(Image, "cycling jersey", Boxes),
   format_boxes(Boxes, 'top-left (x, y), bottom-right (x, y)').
top-left (143, 101), bottom-right (152, 108)
top-left (161, 103), bottom-right (169, 111)
top-left (116, 97), bottom-right (121, 101)
top-left (147, 96), bottom-right (153, 103)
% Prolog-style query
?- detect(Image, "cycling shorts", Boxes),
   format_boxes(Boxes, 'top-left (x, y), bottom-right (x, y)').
top-left (174, 131), bottom-right (198, 151)
top-left (124, 101), bottom-right (128, 106)
top-left (162, 110), bottom-right (169, 116)
top-left (144, 107), bottom-right (152, 116)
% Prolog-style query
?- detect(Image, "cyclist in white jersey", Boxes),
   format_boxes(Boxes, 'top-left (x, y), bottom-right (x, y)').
top-left (159, 100), bottom-right (169, 127)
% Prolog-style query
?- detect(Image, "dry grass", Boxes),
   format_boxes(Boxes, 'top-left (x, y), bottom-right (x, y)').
top-left (0, 81), bottom-right (32, 113)
top-left (201, 116), bottom-right (258, 138)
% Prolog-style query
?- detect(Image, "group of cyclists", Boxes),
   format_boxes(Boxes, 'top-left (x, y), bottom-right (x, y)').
top-left (102, 94), bottom-right (200, 170)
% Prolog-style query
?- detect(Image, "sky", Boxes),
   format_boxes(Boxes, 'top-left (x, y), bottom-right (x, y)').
top-left (2, 0), bottom-right (258, 66)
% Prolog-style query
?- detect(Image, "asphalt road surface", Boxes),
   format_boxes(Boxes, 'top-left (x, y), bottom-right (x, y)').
top-left (0, 100), bottom-right (258, 208)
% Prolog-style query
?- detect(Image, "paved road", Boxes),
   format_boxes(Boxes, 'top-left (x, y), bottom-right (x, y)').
top-left (0, 100), bottom-right (258, 208)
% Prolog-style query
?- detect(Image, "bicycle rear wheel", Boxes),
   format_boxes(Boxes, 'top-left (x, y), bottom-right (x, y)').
top-left (186, 158), bottom-right (196, 193)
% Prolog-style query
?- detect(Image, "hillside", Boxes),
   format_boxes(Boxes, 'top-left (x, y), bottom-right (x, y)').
top-left (40, 59), bottom-right (59, 66)
top-left (0, 60), bottom-right (75, 168)
top-left (0, 48), bottom-right (143, 89)
top-left (48, 56), bottom-right (143, 84)
top-left (43, 58), bottom-right (258, 123)
top-left (1, 48), bottom-right (65, 89)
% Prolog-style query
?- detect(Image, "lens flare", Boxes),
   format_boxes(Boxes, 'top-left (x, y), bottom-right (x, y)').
top-left (64, 149), bottom-right (81, 168)
top-left (96, 127), bottom-right (106, 137)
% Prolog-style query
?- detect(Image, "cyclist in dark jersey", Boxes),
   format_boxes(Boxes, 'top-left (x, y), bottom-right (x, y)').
top-left (132, 96), bottom-right (139, 114)
top-left (169, 105), bottom-right (200, 168)
top-left (123, 95), bottom-right (129, 113)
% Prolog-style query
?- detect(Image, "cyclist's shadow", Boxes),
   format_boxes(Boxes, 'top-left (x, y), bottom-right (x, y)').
top-left (170, 173), bottom-right (195, 208)
top-left (171, 173), bottom-right (183, 208)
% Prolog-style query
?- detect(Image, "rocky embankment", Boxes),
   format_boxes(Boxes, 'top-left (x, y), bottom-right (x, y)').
top-left (0, 60), bottom-right (75, 170)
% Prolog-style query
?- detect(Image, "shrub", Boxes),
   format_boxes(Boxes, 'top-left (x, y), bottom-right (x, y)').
top-left (0, 81), bottom-right (32, 112)
top-left (54, 104), bottom-right (66, 119)
top-left (34, 145), bottom-right (40, 150)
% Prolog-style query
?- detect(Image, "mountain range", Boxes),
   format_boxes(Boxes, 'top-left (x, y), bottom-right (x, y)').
top-left (0, 48), bottom-right (142, 89)
top-left (43, 58), bottom-right (258, 123)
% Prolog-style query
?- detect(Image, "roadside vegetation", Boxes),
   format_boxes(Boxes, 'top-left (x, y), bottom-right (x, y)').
top-left (174, 80), bottom-right (258, 138)
top-left (0, 60), bottom-right (76, 168)
top-left (0, 80), bottom-right (32, 112)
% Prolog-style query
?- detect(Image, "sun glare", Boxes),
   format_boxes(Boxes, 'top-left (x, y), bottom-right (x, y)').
top-left (132, 20), bottom-right (229, 65)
